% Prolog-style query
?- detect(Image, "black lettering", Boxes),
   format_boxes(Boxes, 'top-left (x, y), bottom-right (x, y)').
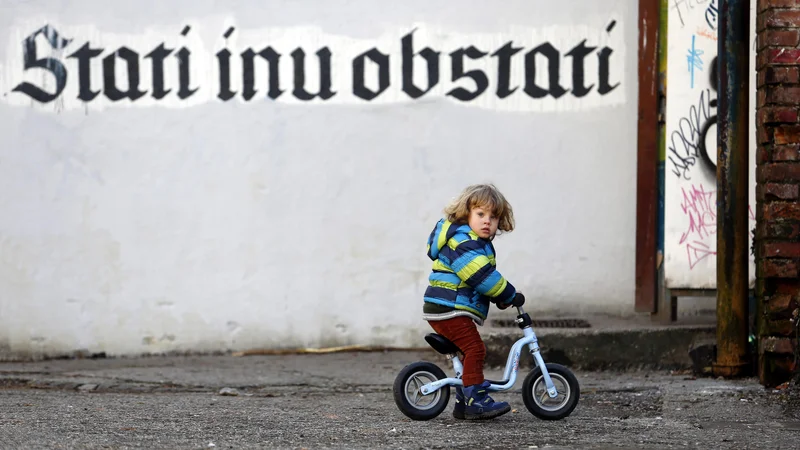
top-left (352, 48), bottom-right (390, 100)
top-left (67, 43), bottom-right (103, 102)
top-left (597, 47), bottom-right (619, 95)
top-left (145, 44), bottom-right (173, 100)
top-left (12, 25), bottom-right (72, 103)
top-left (176, 25), bottom-right (198, 100)
top-left (705, 1), bottom-right (718, 30)
top-left (565, 39), bottom-right (596, 98)
top-left (241, 50), bottom-right (257, 100)
top-left (216, 27), bottom-right (236, 101)
top-left (491, 42), bottom-right (522, 99)
top-left (216, 48), bottom-right (235, 101)
top-left (401, 31), bottom-right (439, 99)
top-left (102, 47), bottom-right (147, 101)
top-left (291, 47), bottom-right (336, 101)
top-left (598, 21), bottom-right (620, 95)
top-left (176, 47), bottom-right (198, 99)
top-left (524, 43), bottom-right (567, 99)
top-left (447, 47), bottom-right (488, 101)
top-left (241, 46), bottom-right (282, 101)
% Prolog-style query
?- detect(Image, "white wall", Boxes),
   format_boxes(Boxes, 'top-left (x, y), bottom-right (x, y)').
top-left (0, 0), bottom-right (639, 358)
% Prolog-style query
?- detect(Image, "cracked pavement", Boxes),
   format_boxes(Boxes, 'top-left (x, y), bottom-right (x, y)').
top-left (1, 350), bottom-right (800, 449)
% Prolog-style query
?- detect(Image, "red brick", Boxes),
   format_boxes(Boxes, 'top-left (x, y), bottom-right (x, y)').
top-left (759, 337), bottom-right (795, 355)
top-left (758, 147), bottom-right (771, 164)
top-left (772, 279), bottom-right (800, 295)
top-left (759, 50), bottom-right (771, 70)
top-left (769, 47), bottom-right (800, 64)
top-left (759, 353), bottom-right (795, 387)
top-left (765, 10), bottom-right (800, 29)
top-left (761, 220), bottom-right (800, 239)
top-left (763, 66), bottom-right (800, 84)
top-left (767, 202), bottom-right (800, 220)
top-left (764, 241), bottom-right (800, 257)
top-left (760, 30), bottom-right (796, 50)
top-left (764, 202), bottom-right (800, 220)
top-left (759, 126), bottom-right (772, 144)
top-left (773, 125), bottom-right (800, 143)
top-left (758, 162), bottom-right (800, 181)
top-left (773, 144), bottom-right (800, 160)
top-left (767, 30), bottom-right (800, 48)
top-left (762, 318), bottom-right (795, 335)
top-left (765, 182), bottom-right (800, 199)
top-left (764, 0), bottom-right (800, 9)
top-left (767, 87), bottom-right (800, 105)
top-left (763, 259), bottom-right (800, 277)
top-left (766, 294), bottom-right (797, 314)
top-left (759, 106), bottom-right (799, 124)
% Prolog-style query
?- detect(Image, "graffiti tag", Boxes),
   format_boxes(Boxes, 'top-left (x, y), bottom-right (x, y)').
top-left (678, 184), bottom-right (757, 269)
top-left (667, 88), bottom-right (714, 179)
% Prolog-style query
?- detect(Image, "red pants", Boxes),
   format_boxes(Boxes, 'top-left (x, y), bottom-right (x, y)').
top-left (428, 316), bottom-right (486, 387)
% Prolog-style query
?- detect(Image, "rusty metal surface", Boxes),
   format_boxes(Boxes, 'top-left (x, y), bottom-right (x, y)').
top-left (635, 0), bottom-right (661, 313)
top-left (713, 0), bottom-right (751, 377)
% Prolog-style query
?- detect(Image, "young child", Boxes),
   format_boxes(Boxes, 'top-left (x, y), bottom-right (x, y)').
top-left (422, 183), bottom-right (525, 421)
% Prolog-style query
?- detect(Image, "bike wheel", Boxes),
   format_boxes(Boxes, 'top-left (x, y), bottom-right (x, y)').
top-left (522, 363), bottom-right (580, 420)
top-left (393, 361), bottom-right (450, 420)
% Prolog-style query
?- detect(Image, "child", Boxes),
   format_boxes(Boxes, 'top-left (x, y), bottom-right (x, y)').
top-left (422, 183), bottom-right (525, 421)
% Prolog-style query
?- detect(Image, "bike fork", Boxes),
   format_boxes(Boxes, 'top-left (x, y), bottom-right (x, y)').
top-left (527, 332), bottom-right (558, 398)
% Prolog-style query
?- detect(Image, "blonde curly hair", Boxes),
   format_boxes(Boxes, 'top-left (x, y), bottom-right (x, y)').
top-left (443, 183), bottom-right (515, 234)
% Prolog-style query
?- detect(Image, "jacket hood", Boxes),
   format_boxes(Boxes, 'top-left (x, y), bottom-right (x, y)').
top-left (426, 219), bottom-right (473, 261)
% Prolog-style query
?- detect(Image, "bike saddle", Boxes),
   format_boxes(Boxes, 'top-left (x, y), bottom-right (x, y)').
top-left (424, 333), bottom-right (461, 355)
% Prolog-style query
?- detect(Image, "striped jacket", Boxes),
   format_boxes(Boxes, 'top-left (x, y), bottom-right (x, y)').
top-left (422, 219), bottom-right (516, 325)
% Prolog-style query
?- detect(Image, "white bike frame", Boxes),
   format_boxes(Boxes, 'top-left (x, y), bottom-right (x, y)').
top-left (418, 307), bottom-right (558, 398)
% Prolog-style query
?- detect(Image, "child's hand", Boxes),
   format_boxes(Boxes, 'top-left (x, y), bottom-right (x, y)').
top-left (497, 293), bottom-right (524, 310)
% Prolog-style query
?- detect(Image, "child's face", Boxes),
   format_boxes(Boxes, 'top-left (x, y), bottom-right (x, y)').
top-left (468, 205), bottom-right (499, 239)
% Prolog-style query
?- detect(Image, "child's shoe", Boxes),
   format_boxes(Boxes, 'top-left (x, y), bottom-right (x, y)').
top-left (453, 386), bottom-right (465, 419)
top-left (463, 381), bottom-right (511, 420)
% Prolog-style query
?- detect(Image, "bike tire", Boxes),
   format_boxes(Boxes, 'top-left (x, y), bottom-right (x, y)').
top-left (522, 363), bottom-right (580, 420)
top-left (392, 361), bottom-right (450, 421)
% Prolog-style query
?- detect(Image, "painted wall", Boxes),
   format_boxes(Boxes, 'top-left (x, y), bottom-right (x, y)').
top-left (663, 0), bottom-right (757, 289)
top-left (0, 0), bottom-right (639, 358)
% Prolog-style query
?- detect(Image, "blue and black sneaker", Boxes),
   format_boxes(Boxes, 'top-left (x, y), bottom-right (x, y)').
top-left (463, 381), bottom-right (511, 420)
top-left (453, 386), bottom-right (465, 419)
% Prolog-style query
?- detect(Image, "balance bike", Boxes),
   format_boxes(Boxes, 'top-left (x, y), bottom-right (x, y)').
top-left (393, 305), bottom-right (580, 420)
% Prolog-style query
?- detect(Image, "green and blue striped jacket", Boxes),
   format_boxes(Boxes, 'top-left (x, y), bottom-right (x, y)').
top-left (422, 219), bottom-right (516, 325)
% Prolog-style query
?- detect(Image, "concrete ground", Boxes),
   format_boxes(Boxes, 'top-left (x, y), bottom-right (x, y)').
top-left (1, 350), bottom-right (799, 449)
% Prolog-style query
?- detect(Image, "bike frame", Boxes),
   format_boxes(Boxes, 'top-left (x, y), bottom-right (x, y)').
top-left (418, 306), bottom-right (558, 398)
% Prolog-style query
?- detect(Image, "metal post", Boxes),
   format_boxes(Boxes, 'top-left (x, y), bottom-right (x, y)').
top-left (713, 0), bottom-right (750, 377)
top-left (634, 0), bottom-right (660, 315)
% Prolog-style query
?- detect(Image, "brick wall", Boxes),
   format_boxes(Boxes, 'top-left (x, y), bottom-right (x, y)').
top-left (756, 0), bottom-right (800, 387)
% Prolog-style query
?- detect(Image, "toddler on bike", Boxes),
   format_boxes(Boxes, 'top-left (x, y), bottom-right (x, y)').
top-left (422, 183), bottom-right (525, 420)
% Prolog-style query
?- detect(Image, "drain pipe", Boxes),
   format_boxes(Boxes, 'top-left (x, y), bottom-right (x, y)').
top-left (713, 0), bottom-right (751, 378)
